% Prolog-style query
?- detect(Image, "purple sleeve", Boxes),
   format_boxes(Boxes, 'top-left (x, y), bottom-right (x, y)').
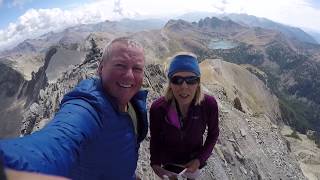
top-left (149, 101), bottom-right (163, 166)
top-left (197, 96), bottom-right (219, 166)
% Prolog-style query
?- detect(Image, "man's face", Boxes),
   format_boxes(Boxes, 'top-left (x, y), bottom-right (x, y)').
top-left (99, 42), bottom-right (145, 109)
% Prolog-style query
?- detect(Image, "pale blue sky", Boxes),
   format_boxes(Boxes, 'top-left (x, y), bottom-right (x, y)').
top-left (0, 0), bottom-right (319, 50)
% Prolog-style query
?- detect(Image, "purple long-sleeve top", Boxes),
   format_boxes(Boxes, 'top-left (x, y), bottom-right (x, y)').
top-left (149, 94), bottom-right (219, 167)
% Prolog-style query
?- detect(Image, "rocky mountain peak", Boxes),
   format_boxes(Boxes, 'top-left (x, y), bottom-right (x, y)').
top-left (198, 17), bottom-right (244, 31)
top-left (164, 19), bottom-right (196, 32)
top-left (13, 40), bottom-right (37, 53)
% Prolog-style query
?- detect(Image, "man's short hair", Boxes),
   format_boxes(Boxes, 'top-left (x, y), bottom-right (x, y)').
top-left (101, 37), bottom-right (143, 63)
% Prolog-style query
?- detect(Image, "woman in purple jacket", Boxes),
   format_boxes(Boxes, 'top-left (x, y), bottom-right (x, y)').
top-left (150, 53), bottom-right (219, 179)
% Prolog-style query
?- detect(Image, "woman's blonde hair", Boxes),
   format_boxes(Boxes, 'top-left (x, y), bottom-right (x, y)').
top-left (164, 82), bottom-right (204, 106)
top-left (164, 52), bottom-right (204, 105)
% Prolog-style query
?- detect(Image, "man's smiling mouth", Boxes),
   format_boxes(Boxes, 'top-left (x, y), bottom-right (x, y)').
top-left (118, 82), bottom-right (133, 88)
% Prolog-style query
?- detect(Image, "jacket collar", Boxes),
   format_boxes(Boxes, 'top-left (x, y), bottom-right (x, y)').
top-left (96, 77), bottom-right (148, 113)
top-left (97, 77), bottom-right (148, 143)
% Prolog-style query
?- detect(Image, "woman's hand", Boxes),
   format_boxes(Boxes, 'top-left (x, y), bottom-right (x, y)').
top-left (151, 165), bottom-right (177, 180)
top-left (184, 159), bottom-right (200, 173)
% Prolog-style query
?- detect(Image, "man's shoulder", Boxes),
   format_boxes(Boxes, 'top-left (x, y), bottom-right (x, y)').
top-left (66, 78), bottom-right (103, 97)
top-left (75, 77), bottom-right (101, 92)
top-left (132, 90), bottom-right (148, 102)
top-left (61, 77), bottom-right (106, 106)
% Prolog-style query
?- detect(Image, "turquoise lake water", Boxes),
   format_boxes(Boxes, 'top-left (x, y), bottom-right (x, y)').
top-left (208, 40), bottom-right (238, 49)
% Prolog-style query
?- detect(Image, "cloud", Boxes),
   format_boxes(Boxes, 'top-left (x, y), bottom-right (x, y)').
top-left (210, 0), bottom-right (320, 31)
top-left (113, 0), bottom-right (123, 16)
top-left (1, 0), bottom-right (320, 50)
top-left (0, 1), bottom-right (136, 50)
top-left (212, 0), bottom-right (228, 13)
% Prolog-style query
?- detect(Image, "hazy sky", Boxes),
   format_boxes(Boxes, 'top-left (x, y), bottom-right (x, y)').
top-left (0, 0), bottom-right (320, 50)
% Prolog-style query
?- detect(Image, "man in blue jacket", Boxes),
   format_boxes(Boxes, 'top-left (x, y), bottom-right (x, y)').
top-left (0, 37), bottom-right (148, 180)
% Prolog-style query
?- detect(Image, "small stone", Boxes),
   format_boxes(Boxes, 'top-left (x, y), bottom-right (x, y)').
top-left (39, 89), bottom-right (45, 100)
top-left (239, 166), bottom-right (247, 175)
top-left (29, 103), bottom-right (40, 115)
top-left (235, 151), bottom-right (244, 161)
top-left (240, 129), bottom-right (247, 137)
top-left (228, 138), bottom-right (236, 143)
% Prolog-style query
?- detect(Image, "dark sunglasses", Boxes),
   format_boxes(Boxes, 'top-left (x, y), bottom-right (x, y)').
top-left (170, 76), bottom-right (200, 85)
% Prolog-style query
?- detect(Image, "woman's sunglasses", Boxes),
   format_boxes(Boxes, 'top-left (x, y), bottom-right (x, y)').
top-left (170, 76), bottom-right (200, 85)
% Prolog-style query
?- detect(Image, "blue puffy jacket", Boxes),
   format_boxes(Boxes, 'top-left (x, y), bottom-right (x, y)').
top-left (0, 78), bottom-right (148, 180)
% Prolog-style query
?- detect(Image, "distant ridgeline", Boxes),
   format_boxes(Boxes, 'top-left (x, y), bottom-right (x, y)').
top-left (199, 37), bottom-right (320, 146)
top-left (184, 17), bottom-right (320, 146)
top-left (1, 15), bottom-right (319, 146)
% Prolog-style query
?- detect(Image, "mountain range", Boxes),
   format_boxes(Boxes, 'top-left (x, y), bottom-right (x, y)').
top-left (178, 12), bottom-right (318, 44)
top-left (0, 13), bottom-right (320, 179)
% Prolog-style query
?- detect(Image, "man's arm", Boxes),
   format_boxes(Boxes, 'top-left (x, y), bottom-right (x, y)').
top-left (0, 99), bottom-right (101, 177)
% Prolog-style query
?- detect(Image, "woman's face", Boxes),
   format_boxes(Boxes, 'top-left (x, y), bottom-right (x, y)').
top-left (170, 71), bottom-right (199, 106)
